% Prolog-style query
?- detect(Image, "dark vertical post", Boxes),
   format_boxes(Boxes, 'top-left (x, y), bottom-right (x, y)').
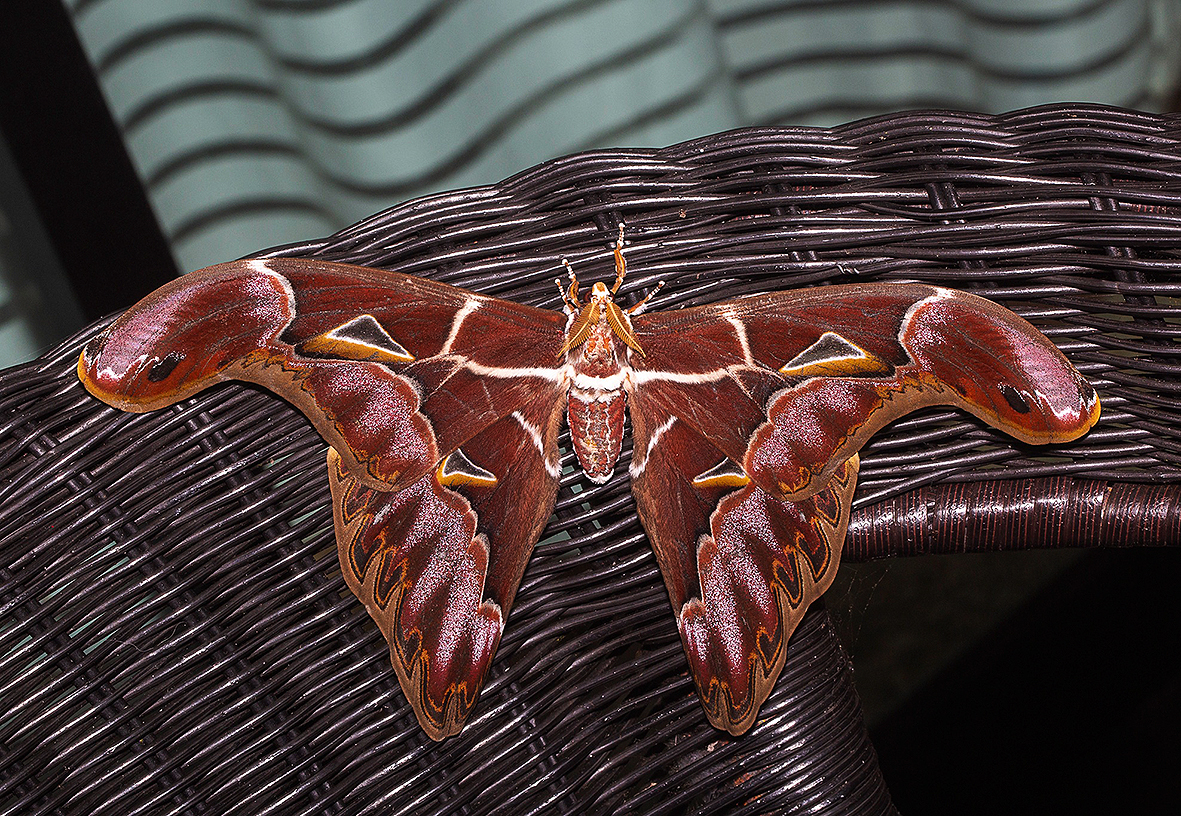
top-left (0, 1), bottom-right (179, 320)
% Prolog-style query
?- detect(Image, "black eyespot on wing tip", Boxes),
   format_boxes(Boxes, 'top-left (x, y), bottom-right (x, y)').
top-left (999, 383), bottom-right (1032, 414)
top-left (147, 352), bottom-right (184, 382)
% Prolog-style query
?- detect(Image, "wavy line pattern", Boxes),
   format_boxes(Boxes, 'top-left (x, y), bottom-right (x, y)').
top-left (712, 0), bottom-right (1166, 125)
top-left (63, 0), bottom-right (1175, 273)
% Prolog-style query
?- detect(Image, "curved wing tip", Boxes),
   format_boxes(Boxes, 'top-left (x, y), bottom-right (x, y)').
top-left (417, 713), bottom-right (465, 742)
top-left (76, 344), bottom-right (157, 413)
top-left (76, 348), bottom-right (96, 393)
top-left (1087, 389), bottom-right (1102, 429)
top-left (708, 708), bottom-right (759, 736)
top-left (1061, 389), bottom-right (1102, 442)
top-left (1029, 383), bottom-right (1102, 445)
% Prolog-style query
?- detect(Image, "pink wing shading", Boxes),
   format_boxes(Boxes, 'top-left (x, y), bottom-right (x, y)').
top-left (629, 407), bottom-right (858, 733)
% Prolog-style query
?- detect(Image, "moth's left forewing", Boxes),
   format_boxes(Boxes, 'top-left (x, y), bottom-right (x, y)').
top-left (632, 284), bottom-right (1099, 504)
top-left (79, 257), bottom-right (569, 493)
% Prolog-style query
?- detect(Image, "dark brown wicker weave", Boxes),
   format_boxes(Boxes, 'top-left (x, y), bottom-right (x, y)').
top-left (2, 103), bottom-right (1179, 815)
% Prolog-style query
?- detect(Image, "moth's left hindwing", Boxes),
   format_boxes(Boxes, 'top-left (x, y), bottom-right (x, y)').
top-left (329, 396), bottom-right (564, 739)
top-left (628, 406), bottom-right (858, 734)
top-left (79, 258), bottom-right (567, 738)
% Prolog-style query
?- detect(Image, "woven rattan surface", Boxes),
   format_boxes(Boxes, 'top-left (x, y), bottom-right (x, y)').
top-left (3, 103), bottom-right (1180, 815)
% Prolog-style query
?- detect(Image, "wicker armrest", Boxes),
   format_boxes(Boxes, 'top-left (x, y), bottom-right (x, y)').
top-left (2, 102), bottom-right (1178, 815)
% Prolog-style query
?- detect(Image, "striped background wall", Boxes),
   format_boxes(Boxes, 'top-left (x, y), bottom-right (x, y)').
top-left (63, 0), bottom-right (1179, 276)
top-left (715, 0), bottom-right (1176, 125)
top-left (0, 0), bottom-right (1173, 369)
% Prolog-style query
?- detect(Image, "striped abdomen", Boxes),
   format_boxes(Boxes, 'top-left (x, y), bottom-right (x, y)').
top-left (568, 388), bottom-right (626, 483)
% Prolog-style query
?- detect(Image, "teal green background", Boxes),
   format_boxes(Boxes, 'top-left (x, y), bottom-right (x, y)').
top-left (65, 0), bottom-right (1178, 273)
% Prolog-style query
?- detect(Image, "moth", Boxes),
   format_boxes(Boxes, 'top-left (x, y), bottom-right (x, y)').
top-left (78, 231), bottom-right (1100, 740)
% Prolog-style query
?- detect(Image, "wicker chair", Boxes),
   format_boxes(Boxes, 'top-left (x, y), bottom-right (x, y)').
top-left (2, 103), bottom-right (1178, 815)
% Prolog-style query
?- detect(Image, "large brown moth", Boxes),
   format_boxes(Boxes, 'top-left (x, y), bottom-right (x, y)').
top-left (78, 230), bottom-right (1100, 740)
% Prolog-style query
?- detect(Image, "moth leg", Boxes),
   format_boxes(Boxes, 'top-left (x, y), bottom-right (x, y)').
top-left (610, 223), bottom-right (627, 294)
top-left (556, 276), bottom-right (578, 314)
top-left (560, 258), bottom-right (581, 310)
